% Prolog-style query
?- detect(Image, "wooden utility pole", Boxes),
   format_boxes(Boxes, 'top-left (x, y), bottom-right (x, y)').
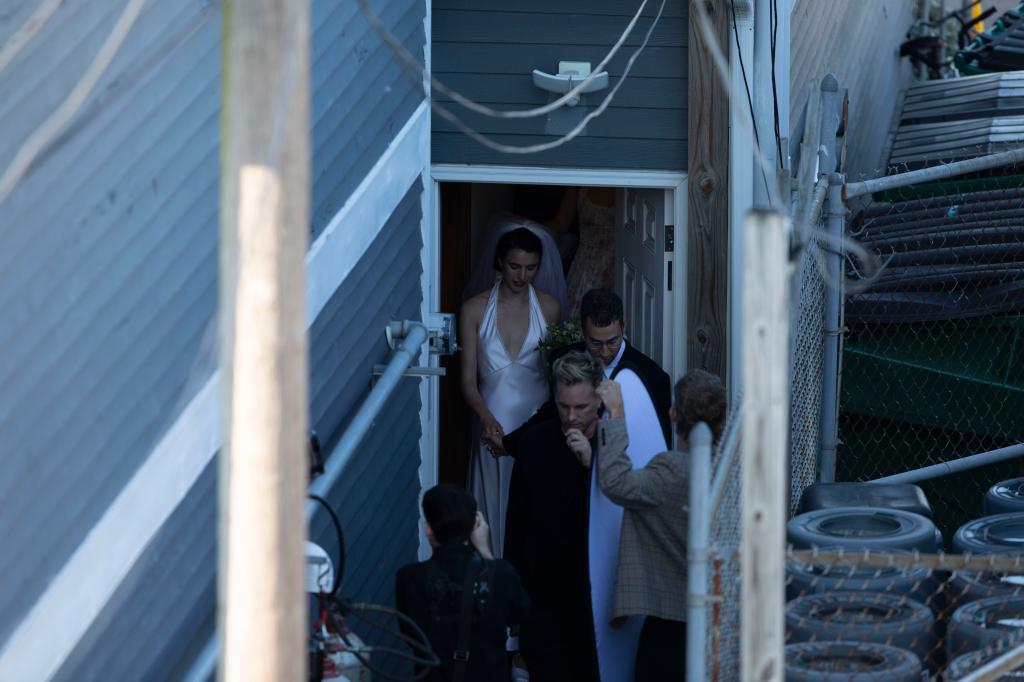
top-left (740, 210), bottom-right (790, 682)
top-left (219, 1), bottom-right (310, 680)
top-left (687, 0), bottom-right (731, 376)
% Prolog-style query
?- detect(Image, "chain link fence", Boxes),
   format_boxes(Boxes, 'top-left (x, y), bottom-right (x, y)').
top-left (789, 233), bottom-right (828, 515)
top-left (696, 151), bottom-right (1024, 682)
top-left (698, 181), bottom-right (831, 680)
top-left (838, 164), bottom-right (1024, 545)
top-left (784, 547), bottom-right (1024, 680)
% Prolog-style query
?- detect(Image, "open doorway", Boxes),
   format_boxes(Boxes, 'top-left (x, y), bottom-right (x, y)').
top-left (432, 172), bottom-right (686, 488)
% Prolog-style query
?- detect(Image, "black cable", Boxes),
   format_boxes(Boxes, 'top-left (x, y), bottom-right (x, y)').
top-left (308, 494), bottom-right (345, 597)
top-left (770, 0), bottom-right (784, 168)
top-left (306, 494), bottom-right (439, 681)
top-left (341, 601), bottom-right (435, 656)
top-left (326, 596), bottom-right (440, 681)
top-left (730, 0), bottom-right (771, 198)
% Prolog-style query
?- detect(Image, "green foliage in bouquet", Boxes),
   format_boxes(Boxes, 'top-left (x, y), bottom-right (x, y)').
top-left (537, 319), bottom-right (583, 356)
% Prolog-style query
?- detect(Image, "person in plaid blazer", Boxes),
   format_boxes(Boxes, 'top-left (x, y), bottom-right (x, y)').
top-left (594, 369), bottom-right (727, 682)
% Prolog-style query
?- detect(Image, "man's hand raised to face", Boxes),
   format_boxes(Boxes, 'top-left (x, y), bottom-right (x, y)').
top-left (596, 379), bottom-right (625, 419)
top-left (564, 428), bottom-right (592, 468)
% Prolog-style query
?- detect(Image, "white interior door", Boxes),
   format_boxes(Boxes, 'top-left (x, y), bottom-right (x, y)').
top-left (615, 188), bottom-right (665, 363)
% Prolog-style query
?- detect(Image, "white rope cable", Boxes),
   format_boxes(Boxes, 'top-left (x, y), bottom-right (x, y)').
top-left (355, 0), bottom-right (653, 119)
top-left (428, 0), bottom-right (666, 155)
top-left (0, 0), bottom-right (64, 75)
top-left (0, 0), bottom-right (149, 204)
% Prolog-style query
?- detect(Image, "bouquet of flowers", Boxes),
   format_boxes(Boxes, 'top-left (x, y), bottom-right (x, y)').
top-left (538, 319), bottom-right (583, 356)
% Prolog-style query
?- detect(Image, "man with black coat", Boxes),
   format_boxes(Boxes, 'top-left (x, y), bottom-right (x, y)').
top-left (503, 351), bottom-right (607, 682)
top-left (396, 485), bottom-right (528, 682)
top-left (503, 288), bottom-right (672, 455)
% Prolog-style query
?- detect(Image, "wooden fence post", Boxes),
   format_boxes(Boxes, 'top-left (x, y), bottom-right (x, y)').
top-left (740, 210), bottom-right (790, 682)
top-left (219, 1), bottom-right (310, 680)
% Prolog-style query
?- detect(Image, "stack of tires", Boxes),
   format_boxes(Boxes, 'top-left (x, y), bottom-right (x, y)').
top-left (785, 485), bottom-right (943, 680)
top-left (944, 477), bottom-right (1024, 672)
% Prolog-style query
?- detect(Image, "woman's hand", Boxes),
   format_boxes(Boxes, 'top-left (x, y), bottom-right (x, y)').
top-left (481, 413), bottom-right (505, 455)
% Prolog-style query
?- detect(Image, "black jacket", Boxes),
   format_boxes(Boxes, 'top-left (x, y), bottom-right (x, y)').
top-left (396, 541), bottom-right (528, 682)
top-left (503, 420), bottom-right (593, 619)
top-left (505, 341), bottom-right (673, 453)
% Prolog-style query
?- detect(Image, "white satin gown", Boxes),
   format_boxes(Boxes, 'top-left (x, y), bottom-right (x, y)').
top-left (589, 369), bottom-right (668, 682)
top-left (468, 282), bottom-right (549, 557)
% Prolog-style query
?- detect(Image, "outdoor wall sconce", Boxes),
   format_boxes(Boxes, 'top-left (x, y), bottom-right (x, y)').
top-left (532, 61), bottom-right (609, 107)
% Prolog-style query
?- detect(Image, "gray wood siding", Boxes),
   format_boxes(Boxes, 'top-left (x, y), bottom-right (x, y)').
top-left (0, 0), bottom-right (426, 672)
top-left (790, 0), bottom-right (916, 180)
top-left (0, 0), bottom-right (222, 649)
top-left (51, 185), bottom-right (424, 681)
top-left (431, 1), bottom-right (687, 170)
top-left (312, 0), bottom-right (426, 236)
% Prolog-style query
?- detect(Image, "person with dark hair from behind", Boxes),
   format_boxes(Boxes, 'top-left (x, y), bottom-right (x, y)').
top-left (594, 369), bottom-right (727, 681)
top-left (395, 484), bottom-right (528, 682)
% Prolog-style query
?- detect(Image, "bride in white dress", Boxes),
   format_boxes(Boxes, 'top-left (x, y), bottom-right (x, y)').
top-left (460, 220), bottom-right (562, 556)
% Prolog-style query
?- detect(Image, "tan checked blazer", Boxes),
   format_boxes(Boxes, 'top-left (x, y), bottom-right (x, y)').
top-left (597, 418), bottom-right (689, 622)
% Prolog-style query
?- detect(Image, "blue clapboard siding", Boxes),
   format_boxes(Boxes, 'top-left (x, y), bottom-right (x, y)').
top-left (308, 184), bottom-right (424, 676)
top-left (431, 0), bottom-right (687, 169)
top-left (311, 0), bottom-right (426, 237)
top-left (0, 0), bottom-right (426, 674)
top-left (0, 0), bottom-right (222, 649)
top-left (51, 184), bottom-right (424, 681)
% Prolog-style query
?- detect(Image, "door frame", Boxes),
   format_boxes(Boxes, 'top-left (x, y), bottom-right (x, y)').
top-left (421, 164), bottom-right (687, 542)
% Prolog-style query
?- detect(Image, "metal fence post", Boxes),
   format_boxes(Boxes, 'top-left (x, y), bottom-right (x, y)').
top-left (687, 421), bottom-right (712, 682)
top-left (818, 172), bottom-right (845, 482)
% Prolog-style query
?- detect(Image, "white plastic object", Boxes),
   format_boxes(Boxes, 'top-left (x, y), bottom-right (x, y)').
top-left (531, 61), bottom-right (609, 106)
top-left (305, 541), bottom-right (334, 593)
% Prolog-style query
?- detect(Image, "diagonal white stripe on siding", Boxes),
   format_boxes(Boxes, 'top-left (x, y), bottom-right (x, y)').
top-left (0, 99), bottom-right (428, 682)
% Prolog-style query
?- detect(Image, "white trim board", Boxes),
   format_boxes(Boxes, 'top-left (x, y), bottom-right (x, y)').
top-left (0, 100), bottom-right (431, 682)
top-left (432, 164), bottom-right (686, 188)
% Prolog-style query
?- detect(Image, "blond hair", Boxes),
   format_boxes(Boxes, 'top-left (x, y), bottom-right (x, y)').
top-left (551, 350), bottom-right (604, 389)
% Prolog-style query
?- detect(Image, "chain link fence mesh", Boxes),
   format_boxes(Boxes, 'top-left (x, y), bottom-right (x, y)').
top-left (789, 232), bottom-right (828, 515)
top-left (701, 148), bottom-right (1024, 680)
top-left (838, 158), bottom-right (1024, 545)
top-left (706, 405), bottom-right (743, 682)
top-left (703, 207), bottom-right (828, 680)
top-left (783, 548), bottom-right (1024, 680)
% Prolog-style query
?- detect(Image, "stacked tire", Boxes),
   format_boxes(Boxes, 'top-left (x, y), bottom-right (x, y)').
top-left (785, 641), bottom-right (922, 682)
top-left (983, 478), bottom-right (1024, 516)
top-left (947, 595), bottom-right (1024, 657)
top-left (785, 591), bottom-right (939, 672)
top-left (947, 509), bottom-right (1024, 663)
top-left (788, 507), bottom-right (942, 553)
top-left (785, 506), bottom-right (943, 678)
top-left (786, 547), bottom-right (939, 612)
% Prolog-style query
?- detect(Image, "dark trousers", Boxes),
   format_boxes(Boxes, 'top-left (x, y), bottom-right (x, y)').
top-left (520, 611), bottom-right (599, 682)
top-left (635, 616), bottom-right (687, 682)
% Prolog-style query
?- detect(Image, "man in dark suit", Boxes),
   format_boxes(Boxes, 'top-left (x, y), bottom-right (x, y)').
top-left (396, 485), bottom-right (528, 682)
top-left (504, 351), bottom-right (605, 682)
top-left (504, 288), bottom-right (672, 454)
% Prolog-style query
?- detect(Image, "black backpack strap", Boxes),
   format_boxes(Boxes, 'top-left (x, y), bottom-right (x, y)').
top-left (452, 552), bottom-right (482, 682)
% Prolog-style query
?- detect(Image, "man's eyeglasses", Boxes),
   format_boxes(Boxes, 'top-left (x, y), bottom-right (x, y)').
top-left (586, 337), bottom-right (621, 351)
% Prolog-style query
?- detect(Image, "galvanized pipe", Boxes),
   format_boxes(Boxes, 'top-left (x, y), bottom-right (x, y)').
top-left (309, 321), bottom-right (427, 499)
top-left (687, 422), bottom-right (713, 682)
top-left (870, 443), bottom-right (1024, 485)
top-left (818, 174), bottom-right (845, 482)
top-left (185, 321), bottom-right (428, 682)
top-left (845, 147), bottom-right (1024, 199)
